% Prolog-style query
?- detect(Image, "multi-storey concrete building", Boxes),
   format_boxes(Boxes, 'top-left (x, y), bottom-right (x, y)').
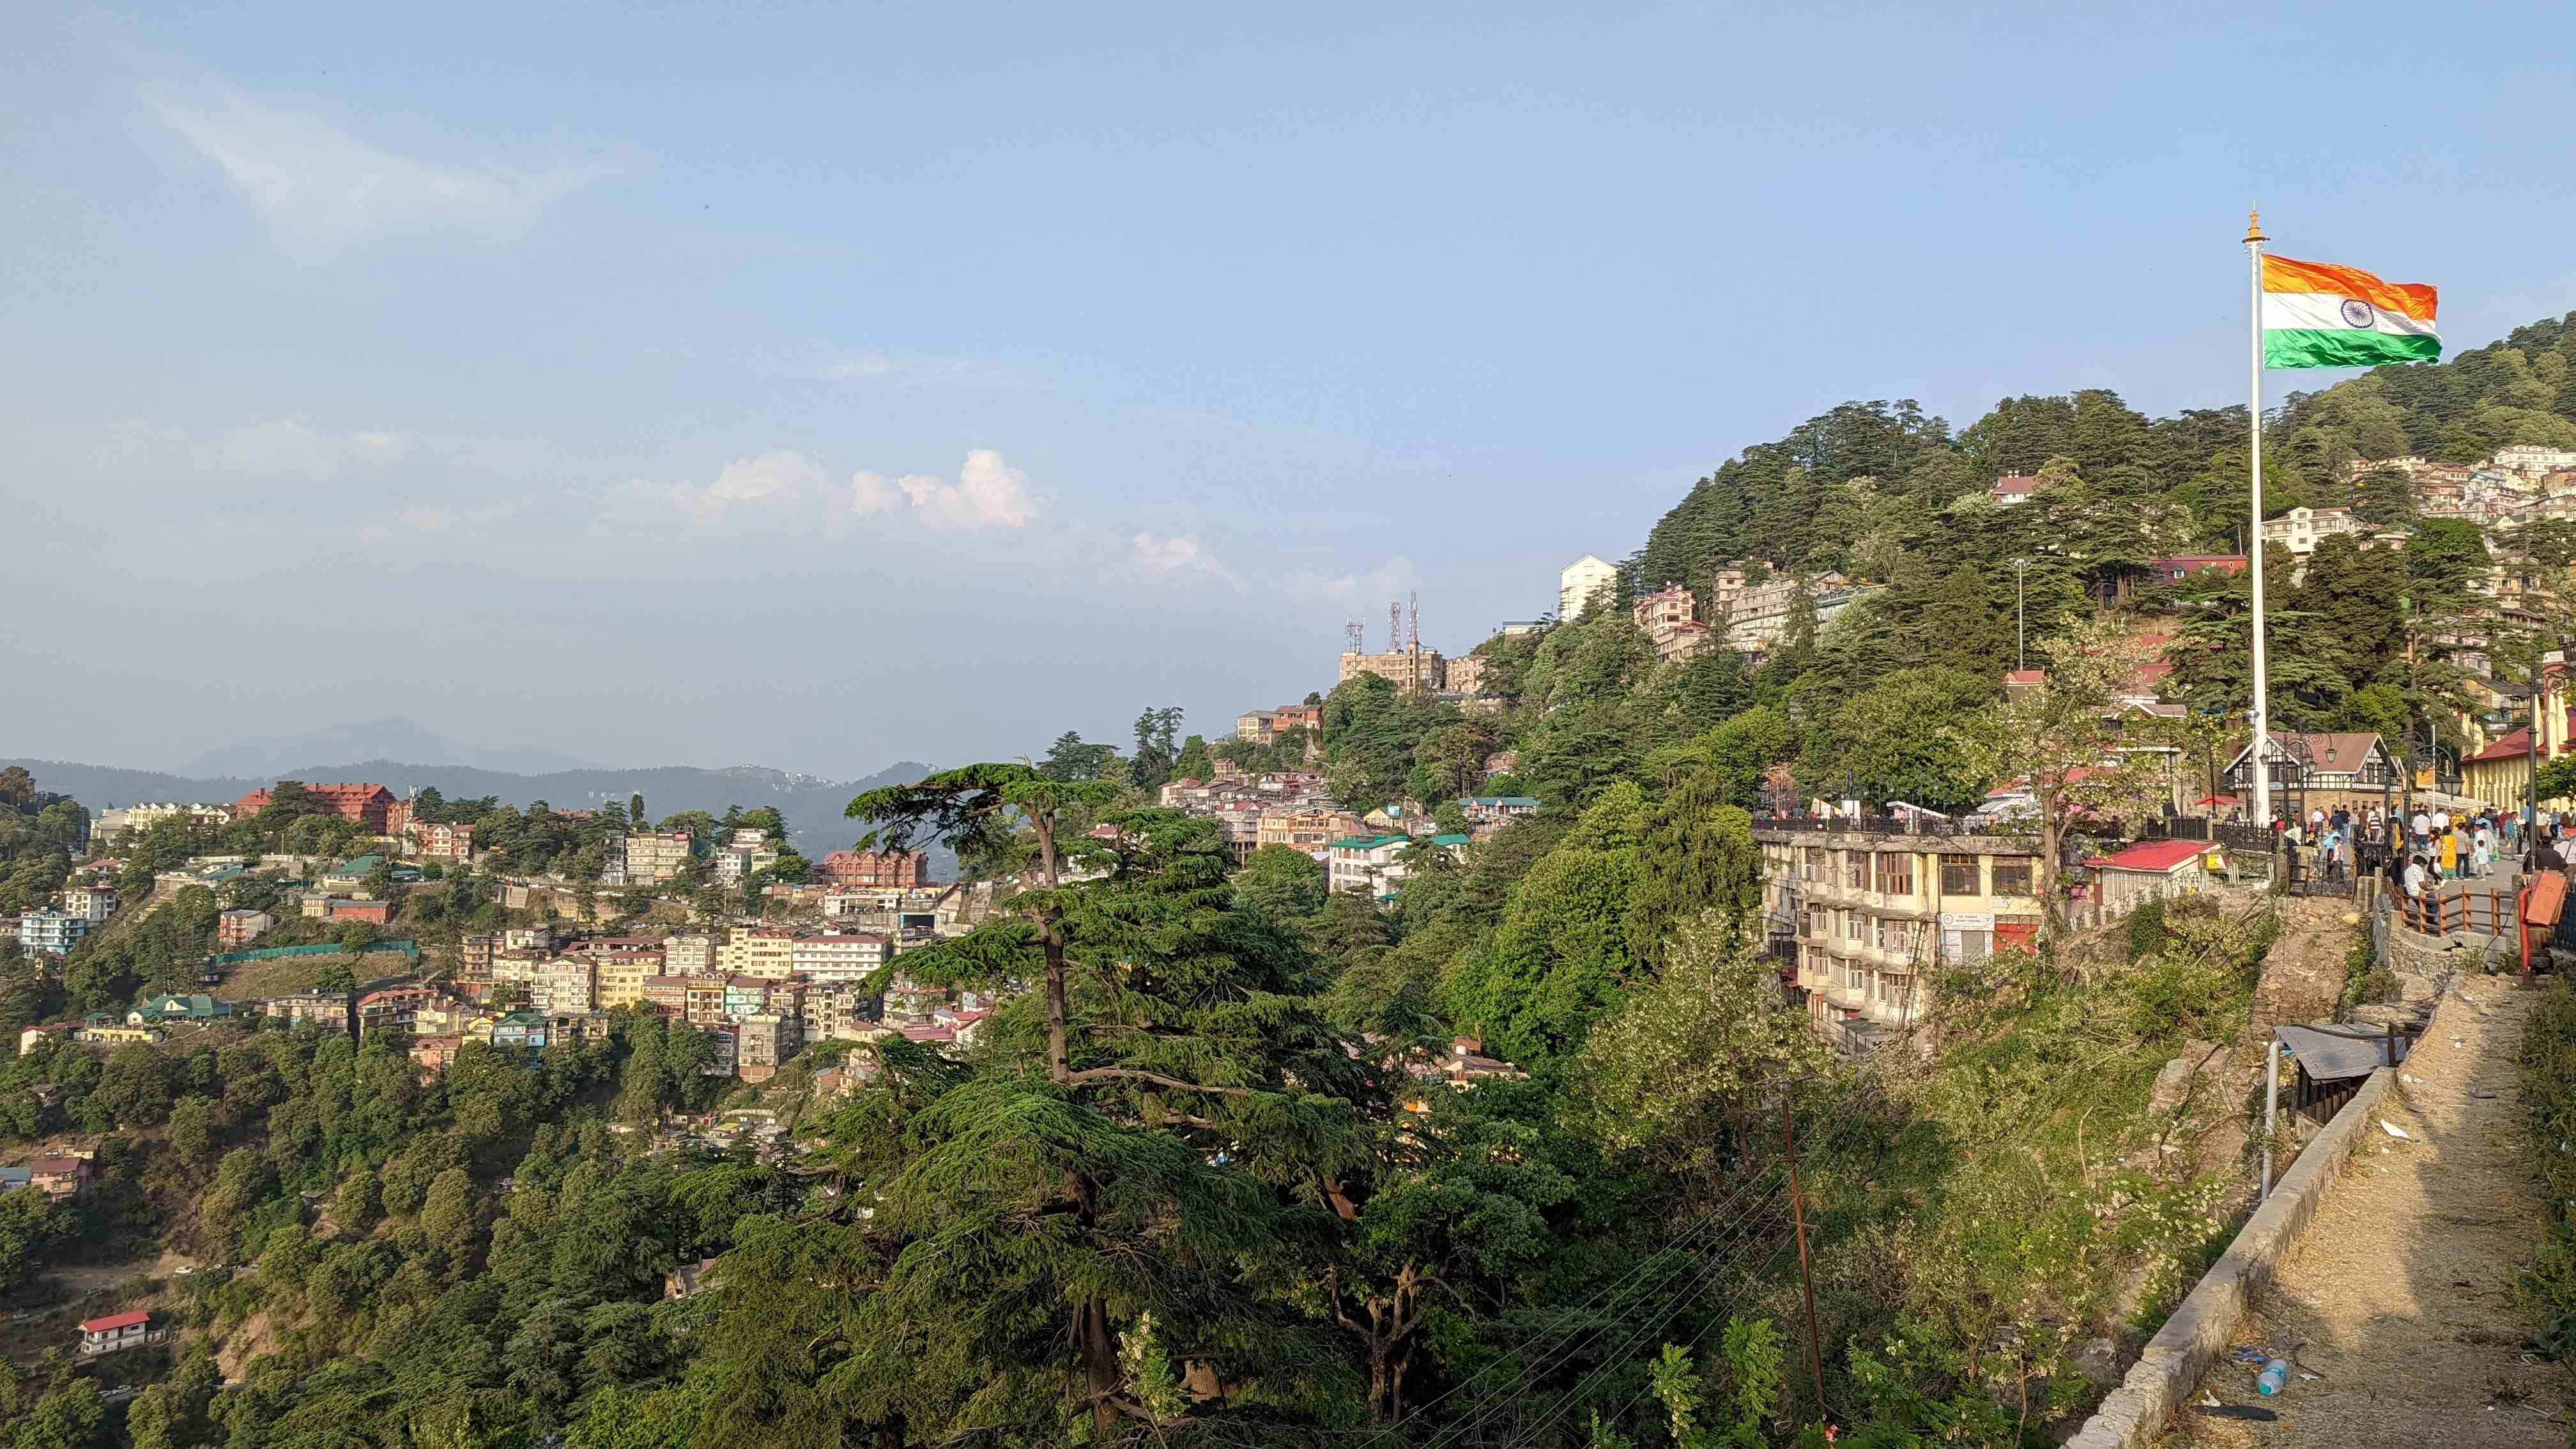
top-left (622, 831), bottom-right (696, 885)
top-left (1338, 648), bottom-right (1445, 694)
top-left (262, 990), bottom-right (351, 1034)
top-left (712, 827), bottom-right (780, 884)
top-left (595, 953), bottom-right (656, 1010)
top-left (58, 884), bottom-right (116, 923)
top-left (661, 931), bottom-right (717, 973)
top-left (1754, 825), bottom-right (2044, 1054)
top-left (1631, 583), bottom-right (1694, 636)
top-left (409, 821), bottom-right (475, 862)
top-left (526, 961), bottom-right (594, 1015)
top-left (16, 911), bottom-right (91, 958)
top-left (718, 925), bottom-right (798, 979)
top-left (1560, 555), bottom-right (1618, 620)
top-left (735, 1012), bottom-right (799, 1082)
top-left (217, 908), bottom-right (276, 949)
top-left (799, 981), bottom-right (877, 1043)
top-left (789, 931), bottom-right (891, 983)
top-left (2258, 505), bottom-right (2363, 556)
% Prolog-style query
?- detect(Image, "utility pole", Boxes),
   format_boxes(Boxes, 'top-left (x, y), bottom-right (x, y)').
top-left (1781, 1098), bottom-right (1828, 1425)
top-left (2011, 557), bottom-right (2034, 671)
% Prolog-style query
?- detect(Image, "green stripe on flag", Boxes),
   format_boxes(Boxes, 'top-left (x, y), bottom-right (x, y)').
top-left (2262, 329), bottom-right (2440, 369)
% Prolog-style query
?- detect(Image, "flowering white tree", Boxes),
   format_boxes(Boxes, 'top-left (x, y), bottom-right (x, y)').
top-left (1952, 615), bottom-right (2172, 947)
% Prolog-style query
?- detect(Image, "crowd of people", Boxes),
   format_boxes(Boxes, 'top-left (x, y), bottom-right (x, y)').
top-left (2273, 801), bottom-right (2576, 930)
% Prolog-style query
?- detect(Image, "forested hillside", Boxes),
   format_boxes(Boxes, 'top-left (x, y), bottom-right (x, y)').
top-left (15, 317), bottom-right (2576, 1447)
top-left (1620, 310), bottom-right (2576, 761)
top-left (1632, 310), bottom-right (2576, 592)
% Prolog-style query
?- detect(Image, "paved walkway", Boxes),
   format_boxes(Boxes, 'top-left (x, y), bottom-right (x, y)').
top-left (2166, 974), bottom-right (2573, 1445)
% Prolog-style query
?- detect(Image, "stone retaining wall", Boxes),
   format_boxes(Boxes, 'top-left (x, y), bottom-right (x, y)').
top-left (2062, 1062), bottom-right (2402, 1447)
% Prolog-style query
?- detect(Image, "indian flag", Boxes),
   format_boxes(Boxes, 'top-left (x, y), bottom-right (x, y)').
top-left (2262, 255), bottom-right (2439, 369)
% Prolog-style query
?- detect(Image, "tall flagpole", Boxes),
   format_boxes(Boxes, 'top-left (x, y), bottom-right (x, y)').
top-left (2246, 208), bottom-right (2273, 828)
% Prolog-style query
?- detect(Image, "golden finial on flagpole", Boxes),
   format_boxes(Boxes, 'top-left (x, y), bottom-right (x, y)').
top-left (2243, 206), bottom-right (2266, 245)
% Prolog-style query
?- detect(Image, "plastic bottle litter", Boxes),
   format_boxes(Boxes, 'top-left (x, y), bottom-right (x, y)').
top-left (2256, 1358), bottom-right (2291, 1395)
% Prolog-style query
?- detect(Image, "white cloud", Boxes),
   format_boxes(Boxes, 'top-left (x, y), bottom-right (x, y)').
top-left (850, 449), bottom-right (1036, 531)
top-left (848, 471), bottom-right (903, 516)
top-left (604, 448), bottom-right (831, 528)
top-left (194, 420), bottom-right (411, 480)
top-left (1130, 532), bottom-right (1243, 589)
top-left (143, 83), bottom-right (608, 261)
top-left (602, 447), bottom-right (1038, 536)
top-left (1281, 555), bottom-right (1421, 603)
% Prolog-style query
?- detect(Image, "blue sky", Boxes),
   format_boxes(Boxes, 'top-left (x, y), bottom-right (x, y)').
top-left (6, 1), bottom-right (2573, 777)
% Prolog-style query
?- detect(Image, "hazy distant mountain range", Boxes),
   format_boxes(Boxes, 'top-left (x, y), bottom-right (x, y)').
top-left (3, 750), bottom-right (934, 854)
top-left (179, 716), bottom-right (603, 779)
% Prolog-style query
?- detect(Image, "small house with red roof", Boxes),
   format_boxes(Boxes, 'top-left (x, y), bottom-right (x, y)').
top-left (2084, 838), bottom-right (2220, 914)
top-left (77, 1310), bottom-right (151, 1356)
top-left (1990, 474), bottom-right (2043, 507)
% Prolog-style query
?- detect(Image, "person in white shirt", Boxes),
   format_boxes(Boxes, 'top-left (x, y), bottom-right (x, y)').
top-left (2402, 855), bottom-right (2431, 928)
top-left (2410, 810), bottom-right (2432, 847)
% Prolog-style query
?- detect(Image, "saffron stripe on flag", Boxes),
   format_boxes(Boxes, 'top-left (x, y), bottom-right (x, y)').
top-left (2261, 254), bottom-right (2437, 321)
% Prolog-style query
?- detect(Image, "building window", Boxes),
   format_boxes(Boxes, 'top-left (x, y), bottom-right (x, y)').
top-left (1991, 859), bottom-right (2034, 896)
top-left (1875, 853), bottom-right (1915, 896)
top-left (1940, 855), bottom-right (1980, 896)
top-left (1803, 848), bottom-right (1825, 882)
top-left (1843, 852), bottom-right (1867, 889)
top-left (1843, 910), bottom-right (1866, 942)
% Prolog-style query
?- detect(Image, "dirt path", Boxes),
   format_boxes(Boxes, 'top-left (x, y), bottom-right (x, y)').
top-left (2166, 974), bottom-right (2575, 1446)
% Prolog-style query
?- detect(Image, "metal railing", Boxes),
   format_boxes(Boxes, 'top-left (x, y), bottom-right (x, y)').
top-left (1754, 813), bottom-right (2034, 839)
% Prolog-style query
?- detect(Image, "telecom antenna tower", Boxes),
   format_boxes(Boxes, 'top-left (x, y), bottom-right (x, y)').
top-left (1344, 620), bottom-right (1365, 654)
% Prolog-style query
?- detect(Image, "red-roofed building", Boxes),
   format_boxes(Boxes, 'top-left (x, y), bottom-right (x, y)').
top-left (1991, 474), bottom-right (2042, 507)
top-left (232, 783), bottom-right (397, 833)
top-left (816, 849), bottom-right (931, 889)
top-left (2002, 668), bottom-right (2045, 701)
top-left (29, 1154), bottom-right (90, 1201)
top-left (78, 1310), bottom-right (151, 1356)
top-left (2085, 838), bottom-right (2218, 914)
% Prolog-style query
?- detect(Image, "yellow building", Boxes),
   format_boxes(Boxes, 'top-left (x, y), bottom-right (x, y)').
top-left (718, 926), bottom-right (798, 979)
top-left (2460, 659), bottom-right (2574, 813)
top-left (594, 956), bottom-right (654, 1010)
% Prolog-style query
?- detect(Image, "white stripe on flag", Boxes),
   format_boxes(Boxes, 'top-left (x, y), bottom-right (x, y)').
top-left (2260, 290), bottom-right (2439, 338)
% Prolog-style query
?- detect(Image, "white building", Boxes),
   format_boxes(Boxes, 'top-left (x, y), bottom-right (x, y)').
top-left (91, 802), bottom-right (231, 841)
top-left (788, 931), bottom-right (892, 983)
top-left (1558, 555), bottom-right (1618, 622)
top-left (711, 827), bottom-right (780, 884)
top-left (2258, 505), bottom-right (2363, 556)
top-left (58, 884), bottom-right (116, 923)
top-left (2494, 444), bottom-right (2576, 475)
